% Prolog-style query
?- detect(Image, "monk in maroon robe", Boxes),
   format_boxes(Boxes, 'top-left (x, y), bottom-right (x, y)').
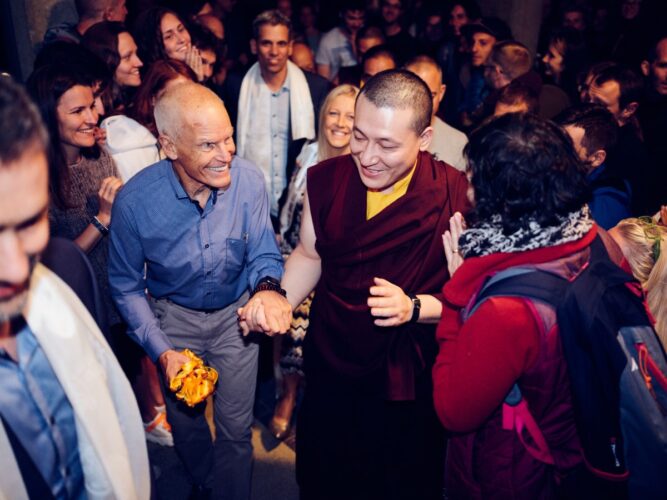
top-left (241, 70), bottom-right (470, 500)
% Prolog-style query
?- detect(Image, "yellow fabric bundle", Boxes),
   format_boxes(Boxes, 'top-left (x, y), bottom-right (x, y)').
top-left (169, 349), bottom-right (218, 407)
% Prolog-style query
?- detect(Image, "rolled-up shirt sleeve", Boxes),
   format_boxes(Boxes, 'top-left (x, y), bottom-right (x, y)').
top-left (108, 198), bottom-right (173, 361)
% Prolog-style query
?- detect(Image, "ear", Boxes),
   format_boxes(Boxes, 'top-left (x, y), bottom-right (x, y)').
top-left (287, 39), bottom-right (294, 57)
top-left (588, 149), bottom-right (606, 169)
top-left (641, 60), bottom-right (650, 77)
top-left (440, 83), bottom-right (447, 99)
top-left (250, 39), bottom-right (257, 56)
top-left (620, 101), bottom-right (639, 121)
top-left (418, 126), bottom-right (433, 151)
top-left (159, 134), bottom-right (178, 160)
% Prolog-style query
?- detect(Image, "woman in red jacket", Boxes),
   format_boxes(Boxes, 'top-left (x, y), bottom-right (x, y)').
top-left (433, 113), bottom-right (596, 499)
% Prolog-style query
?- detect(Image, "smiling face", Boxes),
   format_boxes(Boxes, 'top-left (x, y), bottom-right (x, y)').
top-left (471, 32), bottom-right (496, 67)
top-left (161, 12), bottom-right (191, 61)
top-left (350, 95), bottom-right (431, 193)
top-left (323, 93), bottom-right (355, 152)
top-left (115, 32), bottom-right (143, 87)
top-left (162, 99), bottom-right (235, 195)
top-left (251, 23), bottom-right (292, 78)
top-left (0, 146), bottom-right (49, 323)
top-left (56, 85), bottom-right (98, 158)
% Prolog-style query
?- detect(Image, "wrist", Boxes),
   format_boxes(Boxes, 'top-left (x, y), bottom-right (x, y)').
top-left (96, 212), bottom-right (111, 226)
top-left (252, 276), bottom-right (286, 297)
top-left (92, 215), bottom-right (109, 236)
top-left (407, 294), bottom-right (421, 323)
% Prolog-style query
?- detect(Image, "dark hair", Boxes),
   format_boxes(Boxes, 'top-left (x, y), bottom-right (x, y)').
top-left (189, 22), bottom-right (226, 71)
top-left (359, 69), bottom-right (432, 134)
top-left (645, 34), bottom-right (667, 63)
top-left (489, 40), bottom-right (532, 80)
top-left (253, 10), bottom-right (292, 40)
top-left (129, 59), bottom-right (196, 135)
top-left (0, 76), bottom-right (49, 166)
top-left (133, 7), bottom-right (188, 66)
top-left (82, 21), bottom-right (136, 111)
top-left (593, 64), bottom-right (643, 110)
top-left (341, 0), bottom-right (365, 14)
top-left (496, 81), bottom-right (539, 113)
top-left (26, 64), bottom-right (99, 209)
top-left (465, 113), bottom-right (588, 234)
top-left (556, 103), bottom-right (618, 155)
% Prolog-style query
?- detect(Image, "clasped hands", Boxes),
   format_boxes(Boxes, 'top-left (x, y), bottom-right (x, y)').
top-left (237, 291), bottom-right (292, 336)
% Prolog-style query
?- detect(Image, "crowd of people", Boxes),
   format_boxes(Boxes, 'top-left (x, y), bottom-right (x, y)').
top-left (1, 0), bottom-right (667, 499)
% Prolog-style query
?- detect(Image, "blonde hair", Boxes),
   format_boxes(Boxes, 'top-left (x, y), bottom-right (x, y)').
top-left (316, 84), bottom-right (360, 162)
top-left (615, 218), bottom-right (667, 348)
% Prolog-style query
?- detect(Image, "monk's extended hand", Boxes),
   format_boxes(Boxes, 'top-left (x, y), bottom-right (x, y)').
top-left (368, 277), bottom-right (413, 327)
top-left (238, 292), bottom-right (291, 336)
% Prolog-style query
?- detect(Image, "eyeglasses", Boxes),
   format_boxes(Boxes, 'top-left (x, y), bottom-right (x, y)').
top-left (638, 216), bottom-right (662, 262)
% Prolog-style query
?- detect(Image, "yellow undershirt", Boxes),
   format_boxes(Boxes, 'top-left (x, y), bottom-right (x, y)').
top-left (366, 162), bottom-right (417, 220)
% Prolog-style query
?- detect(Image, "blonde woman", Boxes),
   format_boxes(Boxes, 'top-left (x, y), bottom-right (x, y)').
top-left (609, 217), bottom-right (667, 348)
top-left (271, 84), bottom-right (359, 439)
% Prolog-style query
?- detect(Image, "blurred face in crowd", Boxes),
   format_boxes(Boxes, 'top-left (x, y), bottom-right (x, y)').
top-left (343, 9), bottom-right (365, 34)
top-left (161, 12), bottom-right (192, 61)
top-left (0, 146), bottom-right (49, 323)
top-left (424, 15), bottom-right (443, 42)
top-left (197, 14), bottom-right (224, 40)
top-left (350, 94), bottom-right (432, 192)
top-left (542, 41), bottom-right (565, 78)
top-left (449, 4), bottom-right (468, 36)
top-left (200, 48), bottom-right (217, 81)
top-left (587, 79), bottom-right (625, 124)
top-left (251, 24), bottom-right (293, 77)
top-left (162, 96), bottom-right (235, 193)
top-left (290, 43), bottom-right (315, 73)
top-left (323, 93), bottom-right (355, 151)
top-left (381, 0), bottom-right (402, 25)
top-left (642, 38), bottom-right (667, 96)
top-left (107, 0), bottom-right (128, 22)
top-left (563, 10), bottom-right (585, 31)
top-left (621, 0), bottom-right (641, 20)
top-left (56, 85), bottom-right (99, 155)
top-left (357, 36), bottom-right (383, 60)
top-left (299, 5), bottom-right (317, 29)
top-left (277, 0), bottom-right (292, 18)
top-left (470, 32), bottom-right (496, 67)
top-left (362, 55), bottom-right (396, 85)
top-left (407, 63), bottom-right (445, 122)
top-left (116, 32), bottom-right (143, 87)
top-left (485, 62), bottom-right (510, 89)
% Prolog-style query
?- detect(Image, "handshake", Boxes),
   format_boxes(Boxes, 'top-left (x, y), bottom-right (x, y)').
top-left (237, 289), bottom-right (292, 336)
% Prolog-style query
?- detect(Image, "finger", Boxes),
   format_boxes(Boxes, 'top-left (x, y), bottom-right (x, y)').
top-left (370, 306), bottom-right (398, 318)
top-left (368, 285), bottom-right (393, 298)
top-left (237, 306), bottom-right (246, 319)
top-left (367, 296), bottom-right (396, 308)
top-left (374, 317), bottom-right (399, 327)
top-left (239, 319), bottom-right (250, 337)
top-left (373, 277), bottom-right (392, 287)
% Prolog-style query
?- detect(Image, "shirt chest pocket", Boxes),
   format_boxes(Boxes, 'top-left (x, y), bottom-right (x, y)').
top-left (226, 237), bottom-right (247, 272)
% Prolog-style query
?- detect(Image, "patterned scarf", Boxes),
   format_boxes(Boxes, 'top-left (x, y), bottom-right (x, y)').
top-left (459, 205), bottom-right (594, 258)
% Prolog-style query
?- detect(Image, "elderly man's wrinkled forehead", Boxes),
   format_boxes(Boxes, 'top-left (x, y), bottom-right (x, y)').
top-left (154, 82), bottom-right (229, 138)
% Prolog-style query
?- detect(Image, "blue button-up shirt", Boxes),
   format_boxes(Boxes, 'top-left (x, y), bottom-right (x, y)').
top-left (108, 157), bottom-right (283, 361)
top-left (0, 323), bottom-right (84, 499)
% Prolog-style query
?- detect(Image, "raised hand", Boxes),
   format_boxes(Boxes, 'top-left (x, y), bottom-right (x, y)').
top-left (442, 211), bottom-right (466, 277)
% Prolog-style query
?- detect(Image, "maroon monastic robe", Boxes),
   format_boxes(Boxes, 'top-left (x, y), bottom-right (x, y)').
top-left (306, 151), bottom-right (470, 400)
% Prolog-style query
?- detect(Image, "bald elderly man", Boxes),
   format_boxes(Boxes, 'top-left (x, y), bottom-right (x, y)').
top-left (109, 83), bottom-right (290, 500)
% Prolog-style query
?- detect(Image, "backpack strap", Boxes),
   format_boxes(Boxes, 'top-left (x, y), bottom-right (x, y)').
top-left (465, 267), bottom-right (570, 467)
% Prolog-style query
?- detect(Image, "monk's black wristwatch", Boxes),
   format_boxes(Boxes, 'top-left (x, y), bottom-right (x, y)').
top-left (252, 276), bottom-right (287, 297)
top-left (408, 294), bottom-right (421, 323)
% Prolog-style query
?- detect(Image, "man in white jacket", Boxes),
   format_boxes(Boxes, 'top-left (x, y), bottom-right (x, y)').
top-left (0, 77), bottom-right (149, 499)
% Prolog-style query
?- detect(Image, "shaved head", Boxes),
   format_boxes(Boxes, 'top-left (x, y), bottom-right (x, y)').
top-left (155, 82), bottom-right (229, 139)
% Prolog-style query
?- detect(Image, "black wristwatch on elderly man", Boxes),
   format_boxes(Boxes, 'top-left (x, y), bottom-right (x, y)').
top-left (251, 276), bottom-right (287, 297)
